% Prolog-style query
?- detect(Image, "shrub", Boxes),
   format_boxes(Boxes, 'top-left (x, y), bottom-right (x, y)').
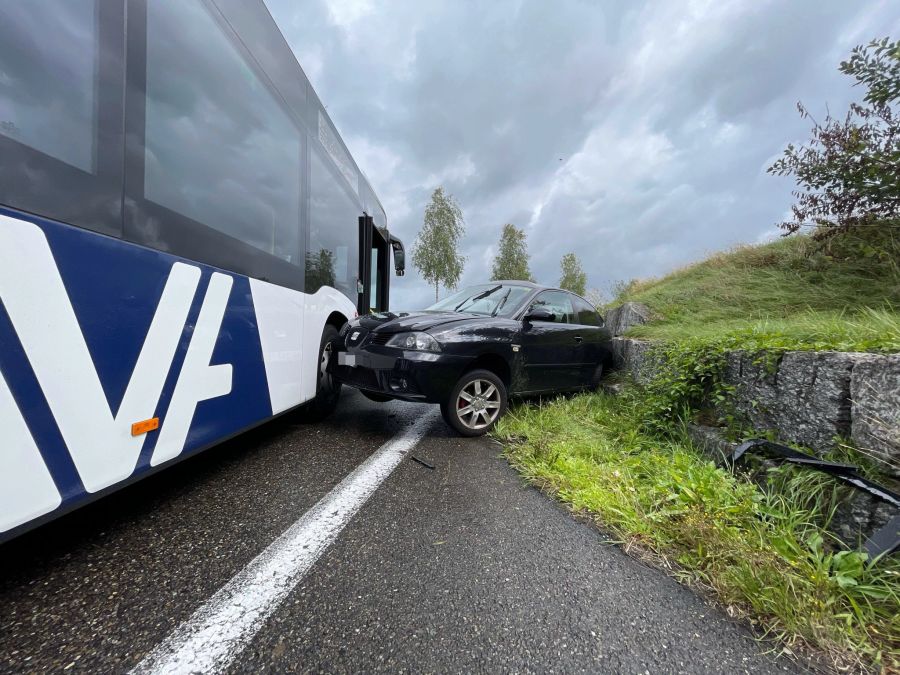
top-left (769, 38), bottom-right (900, 251)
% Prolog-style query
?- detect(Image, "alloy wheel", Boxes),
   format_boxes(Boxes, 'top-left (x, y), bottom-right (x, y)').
top-left (455, 378), bottom-right (501, 430)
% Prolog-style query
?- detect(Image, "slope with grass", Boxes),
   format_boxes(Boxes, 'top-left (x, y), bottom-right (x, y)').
top-left (495, 232), bottom-right (900, 672)
top-left (611, 233), bottom-right (900, 352)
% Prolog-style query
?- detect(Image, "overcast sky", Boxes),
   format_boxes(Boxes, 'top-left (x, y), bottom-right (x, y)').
top-left (267, 0), bottom-right (900, 309)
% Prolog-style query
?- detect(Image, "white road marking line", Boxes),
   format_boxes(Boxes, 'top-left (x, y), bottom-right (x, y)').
top-left (131, 410), bottom-right (438, 675)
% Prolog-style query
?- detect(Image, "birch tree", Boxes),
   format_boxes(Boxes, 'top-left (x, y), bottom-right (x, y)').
top-left (491, 224), bottom-right (534, 282)
top-left (411, 187), bottom-right (466, 301)
top-left (559, 252), bottom-right (587, 295)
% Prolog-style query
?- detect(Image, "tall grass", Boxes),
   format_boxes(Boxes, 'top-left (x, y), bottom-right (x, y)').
top-left (613, 234), bottom-right (900, 352)
top-left (496, 391), bottom-right (900, 672)
top-left (627, 307), bottom-right (900, 353)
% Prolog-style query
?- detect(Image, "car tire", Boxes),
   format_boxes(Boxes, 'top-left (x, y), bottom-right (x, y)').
top-left (361, 390), bottom-right (392, 403)
top-left (440, 369), bottom-right (508, 437)
top-left (297, 324), bottom-right (342, 422)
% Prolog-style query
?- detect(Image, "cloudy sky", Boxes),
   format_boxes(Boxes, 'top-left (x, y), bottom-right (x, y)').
top-left (267, 0), bottom-right (900, 309)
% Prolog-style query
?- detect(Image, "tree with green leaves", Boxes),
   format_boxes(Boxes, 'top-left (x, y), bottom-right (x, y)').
top-left (304, 248), bottom-right (336, 292)
top-left (558, 252), bottom-right (587, 296)
top-left (768, 37), bottom-right (900, 245)
top-left (491, 223), bottom-right (534, 282)
top-left (412, 187), bottom-right (466, 301)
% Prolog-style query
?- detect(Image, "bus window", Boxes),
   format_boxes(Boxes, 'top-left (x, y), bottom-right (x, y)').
top-left (143, 0), bottom-right (302, 265)
top-left (307, 147), bottom-right (360, 299)
top-left (0, 0), bottom-right (96, 172)
top-left (0, 0), bottom-right (124, 236)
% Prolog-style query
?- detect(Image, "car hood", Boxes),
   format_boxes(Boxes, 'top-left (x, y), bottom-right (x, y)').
top-left (358, 310), bottom-right (489, 335)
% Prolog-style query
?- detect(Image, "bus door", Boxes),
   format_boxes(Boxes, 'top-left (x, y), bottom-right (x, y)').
top-left (357, 214), bottom-right (391, 314)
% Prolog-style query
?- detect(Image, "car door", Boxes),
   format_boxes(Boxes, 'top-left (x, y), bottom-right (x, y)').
top-left (570, 294), bottom-right (605, 384)
top-left (518, 290), bottom-right (583, 391)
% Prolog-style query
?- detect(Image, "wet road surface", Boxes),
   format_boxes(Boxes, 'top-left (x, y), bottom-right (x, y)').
top-left (0, 390), bottom-right (802, 673)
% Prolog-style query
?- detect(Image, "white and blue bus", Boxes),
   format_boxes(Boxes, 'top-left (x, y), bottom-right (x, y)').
top-left (0, 0), bottom-right (404, 542)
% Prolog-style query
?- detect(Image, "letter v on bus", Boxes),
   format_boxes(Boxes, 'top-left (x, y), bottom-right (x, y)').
top-left (0, 215), bottom-right (233, 532)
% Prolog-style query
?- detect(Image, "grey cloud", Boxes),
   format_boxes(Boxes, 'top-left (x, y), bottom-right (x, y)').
top-left (267, 0), bottom-right (900, 310)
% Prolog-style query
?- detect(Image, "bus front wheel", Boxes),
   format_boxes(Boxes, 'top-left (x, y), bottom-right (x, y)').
top-left (298, 324), bottom-right (342, 422)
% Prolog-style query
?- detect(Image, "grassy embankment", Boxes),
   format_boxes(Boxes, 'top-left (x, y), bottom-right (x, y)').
top-left (613, 232), bottom-right (900, 352)
top-left (496, 233), bottom-right (900, 671)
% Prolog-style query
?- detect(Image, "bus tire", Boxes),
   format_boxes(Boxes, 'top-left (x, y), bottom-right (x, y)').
top-left (298, 324), bottom-right (342, 422)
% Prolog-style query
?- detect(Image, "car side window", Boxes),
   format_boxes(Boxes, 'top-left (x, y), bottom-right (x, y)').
top-left (528, 291), bottom-right (574, 323)
top-left (572, 296), bottom-right (602, 326)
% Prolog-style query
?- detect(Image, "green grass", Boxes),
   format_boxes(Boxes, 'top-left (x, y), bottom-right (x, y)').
top-left (495, 391), bottom-right (900, 672)
top-left (612, 233), bottom-right (900, 352)
top-left (495, 231), bottom-right (900, 668)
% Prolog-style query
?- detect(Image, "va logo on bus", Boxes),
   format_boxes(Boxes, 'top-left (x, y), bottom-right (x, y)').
top-left (0, 214), bottom-right (233, 532)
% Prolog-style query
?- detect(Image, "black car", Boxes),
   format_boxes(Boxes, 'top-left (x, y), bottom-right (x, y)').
top-left (329, 281), bottom-right (613, 436)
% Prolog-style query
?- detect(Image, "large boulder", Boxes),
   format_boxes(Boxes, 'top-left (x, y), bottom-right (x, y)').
top-left (772, 351), bottom-right (859, 452)
top-left (604, 302), bottom-right (653, 336)
top-left (724, 351), bottom-right (866, 453)
top-left (851, 354), bottom-right (900, 477)
top-left (611, 337), bottom-right (657, 384)
top-left (612, 335), bottom-right (900, 476)
top-left (723, 350), bottom-right (779, 434)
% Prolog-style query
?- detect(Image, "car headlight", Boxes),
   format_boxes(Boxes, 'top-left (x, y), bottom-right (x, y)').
top-left (386, 331), bottom-right (441, 352)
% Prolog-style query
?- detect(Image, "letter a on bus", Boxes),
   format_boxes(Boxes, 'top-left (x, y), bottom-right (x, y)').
top-left (0, 215), bottom-right (233, 503)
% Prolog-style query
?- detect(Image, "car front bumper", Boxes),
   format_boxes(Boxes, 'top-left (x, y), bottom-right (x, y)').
top-left (329, 344), bottom-right (473, 403)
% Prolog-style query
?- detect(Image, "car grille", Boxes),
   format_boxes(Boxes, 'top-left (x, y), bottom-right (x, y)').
top-left (337, 366), bottom-right (380, 390)
top-left (368, 332), bottom-right (392, 346)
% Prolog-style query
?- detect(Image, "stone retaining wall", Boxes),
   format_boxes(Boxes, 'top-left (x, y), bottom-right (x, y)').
top-left (611, 337), bottom-right (900, 477)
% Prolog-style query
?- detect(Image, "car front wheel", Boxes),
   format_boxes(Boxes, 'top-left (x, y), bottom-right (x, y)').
top-left (440, 369), bottom-right (508, 437)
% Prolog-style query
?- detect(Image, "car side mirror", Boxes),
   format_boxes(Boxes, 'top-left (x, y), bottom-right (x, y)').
top-left (524, 308), bottom-right (554, 323)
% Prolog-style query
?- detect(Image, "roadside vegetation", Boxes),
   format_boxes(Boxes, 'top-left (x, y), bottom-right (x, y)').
top-left (496, 38), bottom-right (900, 672)
top-left (496, 390), bottom-right (900, 672)
top-left (612, 230), bottom-right (899, 353)
top-left (616, 35), bottom-right (900, 354)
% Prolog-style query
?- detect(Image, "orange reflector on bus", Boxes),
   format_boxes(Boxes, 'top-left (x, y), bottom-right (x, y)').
top-left (131, 418), bottom-right (159, 436)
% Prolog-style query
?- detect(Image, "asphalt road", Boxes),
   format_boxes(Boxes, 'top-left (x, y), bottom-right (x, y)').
top-left (0, 390), bottom-right (803, 674)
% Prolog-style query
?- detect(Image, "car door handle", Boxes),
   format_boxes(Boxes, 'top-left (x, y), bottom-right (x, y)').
top-left (574, 335), bottom-right (583, 343)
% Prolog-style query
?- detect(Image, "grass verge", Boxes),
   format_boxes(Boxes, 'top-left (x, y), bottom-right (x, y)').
top-left (495, 390), bottom-right (900, 673)
top-left (612, 232), bottom-right (900, 353)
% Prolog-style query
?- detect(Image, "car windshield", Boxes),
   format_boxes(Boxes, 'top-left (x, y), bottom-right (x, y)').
top-left (425, 284), bottom-right (533, 317)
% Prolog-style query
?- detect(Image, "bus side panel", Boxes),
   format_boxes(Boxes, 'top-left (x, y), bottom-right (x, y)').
top-left (0, 207), bottom-right (348, 541)
top-left (250, 280), bottom-right (308, 415)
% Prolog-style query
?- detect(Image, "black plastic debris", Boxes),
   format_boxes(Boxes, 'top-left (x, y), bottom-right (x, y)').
top-left (726, 439), bottom-right (899, 559)
top-left (410, 455), bottom-right (435, 470)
